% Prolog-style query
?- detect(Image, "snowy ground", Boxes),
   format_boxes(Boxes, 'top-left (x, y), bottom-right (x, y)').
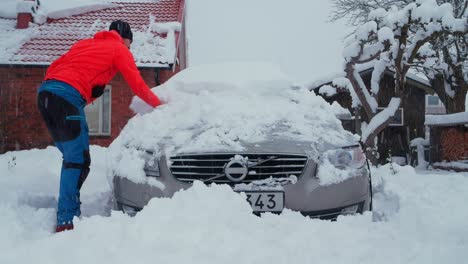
top-left (1, 146), bottom-right (467, 264)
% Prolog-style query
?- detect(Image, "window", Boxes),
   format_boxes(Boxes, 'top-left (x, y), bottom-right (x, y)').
top-left (376, 107), bottom-right (404, 126)
top-left (426, 95), bottom-right (443, 107)
top-left (85, 85), bottom-right (111, 136)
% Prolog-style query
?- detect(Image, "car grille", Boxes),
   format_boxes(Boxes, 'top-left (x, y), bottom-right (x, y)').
top-left (169, 153), bottom-right (308, 185)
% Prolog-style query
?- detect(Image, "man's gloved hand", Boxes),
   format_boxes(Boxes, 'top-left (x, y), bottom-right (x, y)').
top-left (130, 95), bottom-right (163, 115)
top-left (91, 85), bottom-right (106, 98)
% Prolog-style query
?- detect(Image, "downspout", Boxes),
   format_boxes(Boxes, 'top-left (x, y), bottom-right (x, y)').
top-left (154, 68), bottom-right (160, 86)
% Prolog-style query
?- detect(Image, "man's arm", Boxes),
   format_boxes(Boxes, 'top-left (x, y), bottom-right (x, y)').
top-left (113, 45), bottom-right (161, 108)
top-left (46, 54), bottom-right (67, 77)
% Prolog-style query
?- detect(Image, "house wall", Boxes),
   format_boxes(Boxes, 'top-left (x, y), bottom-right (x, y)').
top-left (158, 68), bottom-right (178, 84)
top-left (374, 74), bottom-right (426, 163)
top-left (0, 66), bottom-right (50, 153)
top-left (0, 66), bottom-right (175, 154)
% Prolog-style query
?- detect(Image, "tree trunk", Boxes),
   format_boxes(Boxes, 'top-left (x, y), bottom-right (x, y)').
top-left (345, 63), bottom-right (374, 118)
top-left (432, 74), bottom-right (467, 113)
top-left (445, 91), bottom-right (466, 113)
top-left (365, 147), bottom-right (380, 165)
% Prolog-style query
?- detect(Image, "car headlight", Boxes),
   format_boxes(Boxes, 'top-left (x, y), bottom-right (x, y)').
top-left (144, 158), bottom-right (160, 177)
top-left (121, 204), bottom-right (138, 217)
top-left (341, 204), bottom-right (360, 215)
top-left (328, 145), bottom-right (366, 169)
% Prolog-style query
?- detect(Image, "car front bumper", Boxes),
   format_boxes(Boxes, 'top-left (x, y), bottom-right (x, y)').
top-left (112, 156), bottom-right (371, 219)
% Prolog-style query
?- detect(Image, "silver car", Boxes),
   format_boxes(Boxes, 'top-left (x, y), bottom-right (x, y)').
top-left (112, 137), bottom-right (372, 220)
top-left (111, 63), bottom-right (372, 220)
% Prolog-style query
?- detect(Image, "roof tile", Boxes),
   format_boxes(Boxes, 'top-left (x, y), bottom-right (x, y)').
top-left (12, 0), bottom-right (182, 67)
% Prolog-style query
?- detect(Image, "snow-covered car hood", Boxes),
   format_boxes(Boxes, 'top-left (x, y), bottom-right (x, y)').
top-left (111, 63), bottom-right (357, 154)
top-left (109, 63), bottom-right (358, 182)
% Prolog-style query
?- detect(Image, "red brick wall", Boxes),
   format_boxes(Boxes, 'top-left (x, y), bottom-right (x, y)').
top-left (0, 66), bottom-right (178, 153)
top-left (159, 67), bottom-right (178, 84)
top-left (439, 127), bottom-right (468, 161)
top-left (0, 66), bottom-right (51, 152)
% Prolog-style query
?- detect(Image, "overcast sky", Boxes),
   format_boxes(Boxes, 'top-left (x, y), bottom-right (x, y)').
top-left (186, 0), bottom-right (351, 84)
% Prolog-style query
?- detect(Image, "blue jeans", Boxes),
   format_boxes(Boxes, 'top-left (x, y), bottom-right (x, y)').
top-left (37, 80), bottom-right (89, 226)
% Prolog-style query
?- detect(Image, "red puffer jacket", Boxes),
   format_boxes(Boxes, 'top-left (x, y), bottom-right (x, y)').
top-left (45, 30), bottom-right (161, 107)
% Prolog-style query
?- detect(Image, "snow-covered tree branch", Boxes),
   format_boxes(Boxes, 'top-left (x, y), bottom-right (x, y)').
top-left (332, 0), bottom-right (468, 114)
top-left (330, 0), bottom-right (466, 162)
top-left (330, 0), bottom-right (468, 25)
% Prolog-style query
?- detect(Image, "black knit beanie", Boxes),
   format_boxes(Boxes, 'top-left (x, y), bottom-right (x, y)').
top-left (109, 20), bottom-right (133, 42)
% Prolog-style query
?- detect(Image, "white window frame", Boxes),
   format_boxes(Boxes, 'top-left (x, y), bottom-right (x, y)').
top-left (377, 107), bottom-right (404, 126)
top-left (425, 95), bottom-right (444, 107)
top-left (85, 85), bottom-right (112, 136)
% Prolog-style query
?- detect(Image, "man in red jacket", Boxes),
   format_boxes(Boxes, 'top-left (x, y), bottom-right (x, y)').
top-left (37, 20), bottom-right (162, 232)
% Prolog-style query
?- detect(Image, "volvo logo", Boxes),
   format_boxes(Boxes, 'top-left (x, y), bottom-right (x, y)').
top-left (224, 159), bottom-right (248, 182)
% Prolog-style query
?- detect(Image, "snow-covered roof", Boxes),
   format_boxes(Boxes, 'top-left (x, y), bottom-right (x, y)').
top-left (308, 64), bottom-right (432, 92)
top-left (358, 65), bottom-right (432, 90)
top-left (425, 112), bottom-right (468, 126)
top-left (0, 0), bottom-right (184, 68)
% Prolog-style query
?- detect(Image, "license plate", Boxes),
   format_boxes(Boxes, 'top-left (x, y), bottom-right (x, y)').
top-left (241, 191), bottom-right (284, 212)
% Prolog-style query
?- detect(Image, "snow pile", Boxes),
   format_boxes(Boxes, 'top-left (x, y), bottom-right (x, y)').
top-left (0, 146), bottom-right (111, 218)
top-left (1, 146), bottom-right (468, 263)
top-left (112, 63), bottom-right (356, 183)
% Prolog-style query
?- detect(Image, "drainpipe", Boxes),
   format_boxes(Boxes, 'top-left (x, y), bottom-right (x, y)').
top-left (154, 68), bottom-right (161, 86)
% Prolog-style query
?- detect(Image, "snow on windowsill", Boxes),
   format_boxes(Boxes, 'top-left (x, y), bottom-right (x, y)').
top-left (425, 112), bottom-right (468, 126)
top-left (432, 161), bottom-right (468, 171)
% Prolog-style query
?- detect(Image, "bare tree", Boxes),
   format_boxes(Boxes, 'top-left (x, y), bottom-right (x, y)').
top-left (322, 1), bottom-right (466, 162)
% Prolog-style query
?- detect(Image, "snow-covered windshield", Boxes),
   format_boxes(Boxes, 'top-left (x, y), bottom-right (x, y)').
top-left (110, 62), bottom-right (357, 158)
